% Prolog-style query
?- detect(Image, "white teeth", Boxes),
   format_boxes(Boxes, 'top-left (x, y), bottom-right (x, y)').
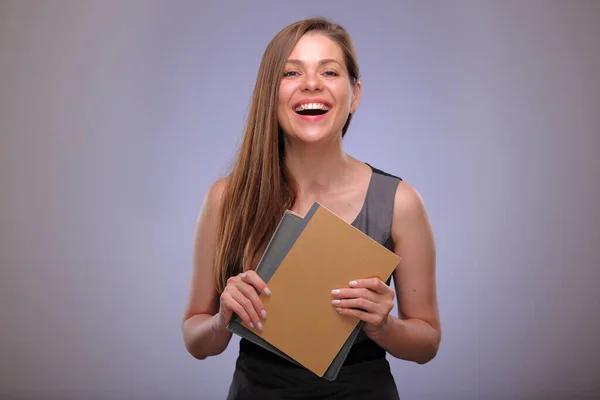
top-left (294, 103), bottom-right (331, 112)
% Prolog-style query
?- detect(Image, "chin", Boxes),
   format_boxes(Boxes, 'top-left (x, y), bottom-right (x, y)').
top-left (281, 117), bottom-right (343, 145)
top-left (284, 126), bottom-right (339, 144)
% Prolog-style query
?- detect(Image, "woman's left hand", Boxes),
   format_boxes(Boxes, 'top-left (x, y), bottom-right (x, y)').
top-left (331, 278), bottom-right (395, 339)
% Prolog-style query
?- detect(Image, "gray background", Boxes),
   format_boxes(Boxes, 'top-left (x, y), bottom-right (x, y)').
top-left (1, 1), bottom-right (599, 399)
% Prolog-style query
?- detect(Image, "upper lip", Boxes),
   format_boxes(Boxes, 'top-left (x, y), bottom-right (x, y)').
top-left (292, 98), bottom-right (333, 109)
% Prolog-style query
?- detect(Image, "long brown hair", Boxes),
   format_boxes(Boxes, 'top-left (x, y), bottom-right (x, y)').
top-left (213, 17), bottom-right (360, 293)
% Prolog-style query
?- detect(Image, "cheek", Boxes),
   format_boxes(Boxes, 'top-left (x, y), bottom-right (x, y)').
top-left (331, 85), bottom-right (353, 110)
top-left (277, 87), bottom-right (292, 116)
top-left (276, 103), bottom-right (292, 130)
top-left (276, 100), bottom-right (288, 121)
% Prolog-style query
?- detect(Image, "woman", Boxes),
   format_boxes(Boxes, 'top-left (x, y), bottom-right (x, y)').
top-left (182, 17), bottom-right (441, 399)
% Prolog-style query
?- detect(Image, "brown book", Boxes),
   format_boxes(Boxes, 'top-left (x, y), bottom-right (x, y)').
top-left (241, 202), bottom-right (401, 377)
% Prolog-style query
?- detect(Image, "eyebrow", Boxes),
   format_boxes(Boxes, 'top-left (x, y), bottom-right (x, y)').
top-left (285, 58), bottom-right (343, 67)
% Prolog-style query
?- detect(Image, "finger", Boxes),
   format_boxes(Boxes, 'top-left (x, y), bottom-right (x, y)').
top-left (331, 287), bottom-right (377, 302)
top-left (230, 287), bottom-right (263, 331)
top-left (349, 278), bottom-right (389, 294)
top-left (335, 307), bottom-right (380, 324)
top-left (331, 296), bottom-right (378, 312)
top-left (236, 279), bottom-right (267, 321)
top-left (348, 278), bottom-right (380, 290)
top-left (221, 292), bottom-right (254, 329)
top-left (241, 271), bottom-right (271, 296)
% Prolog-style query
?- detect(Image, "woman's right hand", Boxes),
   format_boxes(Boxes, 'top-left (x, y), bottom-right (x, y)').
top-left (217, 270), bottom-right (271, 331)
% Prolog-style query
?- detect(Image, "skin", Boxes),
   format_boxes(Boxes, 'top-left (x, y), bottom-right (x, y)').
top-left (182, 32), bottom-right (441, 365)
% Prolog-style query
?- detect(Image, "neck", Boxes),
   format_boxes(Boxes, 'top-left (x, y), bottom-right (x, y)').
top-left (283, 135), bottom-right (351, 196)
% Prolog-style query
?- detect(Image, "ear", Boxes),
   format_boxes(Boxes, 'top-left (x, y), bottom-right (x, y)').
top-left (350, 80), bottom-right (362, 114)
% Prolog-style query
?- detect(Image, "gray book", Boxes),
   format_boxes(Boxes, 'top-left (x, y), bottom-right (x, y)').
top-left (227, 206), bottom-right (364, 381)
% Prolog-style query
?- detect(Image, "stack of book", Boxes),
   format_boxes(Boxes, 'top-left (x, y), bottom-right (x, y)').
top-left (227, 202), bottom-right (400, 381)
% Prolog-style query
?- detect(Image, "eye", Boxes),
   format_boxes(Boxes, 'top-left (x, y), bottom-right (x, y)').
top-left (323, 70), bottom-right (339, 77)
top-left (283, 70), bottom-right (298, 77)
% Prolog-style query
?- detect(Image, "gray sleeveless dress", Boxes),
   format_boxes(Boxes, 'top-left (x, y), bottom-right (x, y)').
top-left (226, 164), bottom-right (402, 400)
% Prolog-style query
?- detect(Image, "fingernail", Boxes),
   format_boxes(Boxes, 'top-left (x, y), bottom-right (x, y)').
top-left (264, 287), bottom-right (271, 296)
top-left (261, 310), bottom-right (267, 319)
top-left (249, 322), bottom-right (254, 328)
top-left (331, 289), bottom-right (340, 295)
top-left (332, 300), bottom-right (340, 305)
top-left (349, 281), bottom-right (358, 286)
top-left (257, 322), bottom-right (263, 331)
top-left (241, 272), bottom-right (246, 278)
top-left (336, 307), bottom-right (343, 312)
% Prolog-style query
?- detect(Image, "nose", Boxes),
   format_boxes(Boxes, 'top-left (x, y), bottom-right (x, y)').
top-left (299, 70), bottom-right (323, 92)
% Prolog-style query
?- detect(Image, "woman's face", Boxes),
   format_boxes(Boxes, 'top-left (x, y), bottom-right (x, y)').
top-left (277, 32), bottom-right (360, 144)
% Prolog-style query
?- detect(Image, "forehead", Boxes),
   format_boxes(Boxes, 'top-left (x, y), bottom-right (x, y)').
top-left (287, 32), bottom-right (344, 64)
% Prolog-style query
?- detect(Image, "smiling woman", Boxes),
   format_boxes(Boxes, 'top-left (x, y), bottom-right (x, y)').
top-left (182, 17), bottom-right (441, 400)
top-left (277, 34), bottom-right (360, 145)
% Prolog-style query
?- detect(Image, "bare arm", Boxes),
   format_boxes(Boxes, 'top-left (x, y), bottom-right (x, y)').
top-left (182, 178), bottom-right (233, 360)
top-left (369, 181), bottom-right (441, 364)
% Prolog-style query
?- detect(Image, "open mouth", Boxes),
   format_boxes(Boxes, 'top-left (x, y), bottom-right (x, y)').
top-left (294, 103), bottom-right (331, 117)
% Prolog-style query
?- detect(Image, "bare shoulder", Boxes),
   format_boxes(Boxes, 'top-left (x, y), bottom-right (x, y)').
top-left (194, 176), bottom-right (230, 229)
top-left (202, 176), bottom-right (229, 214)
top-left (391, 180), bottom-right (431, 235)
top-left (193, 175), bottom-right (230, 262)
